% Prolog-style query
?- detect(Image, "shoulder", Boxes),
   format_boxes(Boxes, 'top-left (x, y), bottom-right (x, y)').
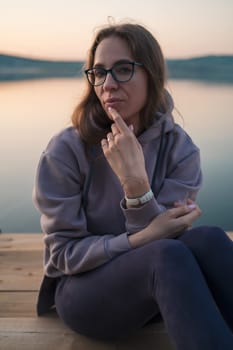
top-left (46, 126), bottom-right (84, 151)
top-left (172, 124), bottom-right (199, 150)
top-left (167, 123), bottom-right (200, 162)
top-left (44, 126), bottom-right (87, 163)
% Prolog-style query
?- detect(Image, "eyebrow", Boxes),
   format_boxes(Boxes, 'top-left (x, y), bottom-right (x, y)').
top-left (93, 59), bottom-right (133, 68)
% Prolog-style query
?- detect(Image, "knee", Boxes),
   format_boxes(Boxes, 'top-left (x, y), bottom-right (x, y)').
top-left (180, 226), bottom-right (227, 254)
top-left (151, 239), bottom-right (192, 269)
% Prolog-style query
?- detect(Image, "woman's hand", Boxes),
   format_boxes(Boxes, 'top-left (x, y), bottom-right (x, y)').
top-left (174, 198), bottom-right (196, 208)
top-left (101, 107), bottom-right (150, 197)
top-left (128, 204), bottom-right (202, 248)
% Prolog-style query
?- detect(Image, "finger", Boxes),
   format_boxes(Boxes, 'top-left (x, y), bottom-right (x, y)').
top-left (187, 207), bottom-right (201, 219)
top-left (173, 211), bottom-right (200, 233)
top-left (179, 208), bottom-right (202, 227)
top-left (101, 138), bottom-right (108, 150)
top-left (111, 123), bottom-right (120, 137)
top-left (187, 204), bottom-right (197, 209)
top-left (168, 205), bottom-right (194, 218)
top-left (106, 132), bottom-right (115, 146)
top-left (174, 200), bottom-right (185, 208)
top-left (186, 199), bottom-right (201, 213)
top-left (129, 124), bottom-right (134, 132)
top-left (174, 198), bottom-right (197, 209)
top-left (185, 198), bottom-right (193, 204)
top-left (108, 107), bottom-right (131, 134)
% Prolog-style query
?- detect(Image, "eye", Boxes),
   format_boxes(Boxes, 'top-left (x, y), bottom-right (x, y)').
top-left (114, 63), bottom-right (132, 75)
top-left (93, 68), bottom-right (106, 78)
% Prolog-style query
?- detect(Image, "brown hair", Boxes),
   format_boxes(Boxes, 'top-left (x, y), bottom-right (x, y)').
top-left (72, 22), bottom-right (168, 144)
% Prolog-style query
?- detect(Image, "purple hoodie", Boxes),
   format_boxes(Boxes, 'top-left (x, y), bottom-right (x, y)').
top-left (33, 93), bottom-right (202, 277)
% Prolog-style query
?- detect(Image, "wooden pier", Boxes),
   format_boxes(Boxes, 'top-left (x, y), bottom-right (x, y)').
top-left (0, 232), bottom-right (232, 350)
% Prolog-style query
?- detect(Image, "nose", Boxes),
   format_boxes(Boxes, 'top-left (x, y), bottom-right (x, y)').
top-left (102, 72), bottom-right (118, 90)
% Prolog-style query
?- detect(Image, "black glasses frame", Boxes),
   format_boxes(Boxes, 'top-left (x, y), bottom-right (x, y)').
top-left (85, 61), bottom-right (143, 86)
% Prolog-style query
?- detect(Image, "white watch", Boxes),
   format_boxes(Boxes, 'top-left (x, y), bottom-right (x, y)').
top-left (125, 189), bottom-right (154, 206)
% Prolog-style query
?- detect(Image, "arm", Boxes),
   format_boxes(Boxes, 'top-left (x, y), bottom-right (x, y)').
top-left (33, 151), bottom-right (200, 275)
top-left (128, 203), bottom-right (202, 248)
top-left (102, 108), bottom-right (202, 234)
top-left (33, 149), bottom-right (132, 276)
top-left (156, 126), bottom-right (202, 207)
top-left (121, 146), bottom-right (202, 234)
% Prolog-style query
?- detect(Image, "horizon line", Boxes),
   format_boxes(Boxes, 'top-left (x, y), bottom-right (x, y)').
top-left (1, 52), bottom-right (233, 63)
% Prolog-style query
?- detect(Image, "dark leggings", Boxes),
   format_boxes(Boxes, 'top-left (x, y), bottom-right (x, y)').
top-left (55, 226), bottom-right (233, 349)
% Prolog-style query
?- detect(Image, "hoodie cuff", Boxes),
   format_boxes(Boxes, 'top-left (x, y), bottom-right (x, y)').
top-left (104, 233), bottom-right (132, 258)
top-left (120, 196), bottom-right (163, 234)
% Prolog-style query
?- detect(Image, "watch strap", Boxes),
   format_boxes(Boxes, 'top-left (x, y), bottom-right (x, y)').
top-left (125, 189), bottom-right (154, 206)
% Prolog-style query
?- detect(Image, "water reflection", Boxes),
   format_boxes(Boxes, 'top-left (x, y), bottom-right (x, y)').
top-left (0, 78), bottom-right (232, 232)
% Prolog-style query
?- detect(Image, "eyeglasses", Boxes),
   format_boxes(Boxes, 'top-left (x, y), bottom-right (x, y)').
top-left (85, 61), bottom-right (143, 86)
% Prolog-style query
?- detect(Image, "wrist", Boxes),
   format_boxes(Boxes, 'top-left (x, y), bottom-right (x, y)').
top-left (128, 226), bottom-right (153, 248)
top-left (121, 176), bottom-right (150, 197)
top-left (125, 189), bottom-right (154, 207)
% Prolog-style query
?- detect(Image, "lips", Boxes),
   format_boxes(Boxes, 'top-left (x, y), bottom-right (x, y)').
top-left (104, 98), bottom-right (123, 108)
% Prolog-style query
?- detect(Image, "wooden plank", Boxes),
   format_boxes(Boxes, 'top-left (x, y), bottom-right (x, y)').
top-left (0, 335), bottom-right (114, 350)
top-left (0, 292), bottom-right (38, 317)
top-left (117, 329), bottom-right (173, 350)
top-left (0, 318), bottom-right (115, 350)
top-left (0, 318), bottom-right (173, 350)
top-left (0, 233), bottom-right (43, 251)
top-left (0, 251), bottom-right (43, 291)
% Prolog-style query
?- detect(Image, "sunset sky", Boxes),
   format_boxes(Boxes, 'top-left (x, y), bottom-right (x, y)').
top-left (1, 0), bottom-right (233, 60)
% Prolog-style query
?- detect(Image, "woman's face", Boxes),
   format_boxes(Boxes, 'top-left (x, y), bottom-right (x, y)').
top-left (93, 36), bottom-right (148, 132)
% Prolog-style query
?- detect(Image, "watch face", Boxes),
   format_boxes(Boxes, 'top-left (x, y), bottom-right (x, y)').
top-left (126, 198), bottom-right (140, 205)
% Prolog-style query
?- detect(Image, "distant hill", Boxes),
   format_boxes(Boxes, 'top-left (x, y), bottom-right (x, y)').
top-left (166, 55), bottom-right (233, 83)
top-left (0, 54), bottom-right (83, 81)
top-left (0, 53), bottom-right (233, 83)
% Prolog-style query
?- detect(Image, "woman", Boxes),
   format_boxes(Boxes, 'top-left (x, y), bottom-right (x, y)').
top-left (33, 22), bottom-right (233, 349)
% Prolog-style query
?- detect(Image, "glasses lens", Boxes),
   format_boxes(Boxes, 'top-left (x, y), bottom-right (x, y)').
top-left (87, 68), bottom-right (106, 86)
top-left (113, 63), bottom-right (134, 82)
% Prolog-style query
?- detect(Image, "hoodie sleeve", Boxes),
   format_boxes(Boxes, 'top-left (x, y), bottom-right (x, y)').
top-left (121, 125), bottom-right (203, 234)
top-left (33, 138), bottom-right (132, 276)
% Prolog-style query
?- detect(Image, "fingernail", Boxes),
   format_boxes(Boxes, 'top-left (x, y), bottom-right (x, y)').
top-left (187, 204), bottom-right (196, 209)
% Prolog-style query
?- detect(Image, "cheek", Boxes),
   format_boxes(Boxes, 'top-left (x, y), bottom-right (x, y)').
top-left (131, 75), bottom-right (148, 109)
top-left (131, 86), bottom-right (147, 110)
top-left (94, 87), bottom-right (101, 102)
top-left (141, 89), bottom-right (148, 108)
top-left (141, 78), bottom-right (148, 105)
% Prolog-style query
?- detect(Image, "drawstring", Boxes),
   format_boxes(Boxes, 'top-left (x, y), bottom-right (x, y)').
top-left (82, 146), bottom-right (98, 210)
top-left (151, 121), bottom-right (166, 195)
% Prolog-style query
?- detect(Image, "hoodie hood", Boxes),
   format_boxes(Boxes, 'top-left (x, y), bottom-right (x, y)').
top-left (138, 90), bottom-right (175, 144)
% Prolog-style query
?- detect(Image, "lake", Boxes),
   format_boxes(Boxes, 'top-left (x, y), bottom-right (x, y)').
top-left (0, 78), bottom-right (233, 232)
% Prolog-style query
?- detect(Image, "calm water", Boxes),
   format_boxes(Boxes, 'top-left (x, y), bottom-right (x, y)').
top-left (0, 78), bottom-right (233, 232)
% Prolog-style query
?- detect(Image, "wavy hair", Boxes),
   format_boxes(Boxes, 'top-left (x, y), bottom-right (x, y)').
top-left (72, 22), bottom-right (168, 144)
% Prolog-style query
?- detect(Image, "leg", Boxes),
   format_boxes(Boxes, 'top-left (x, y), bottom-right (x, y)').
top-left (55, 240), bottom-right (233, 349)
top-left (179, 226), bottom-right (233, 329)
top-left (55, 244), bottom-right (160, 340)
top-left (152, 239), bottom-right (233, 350)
